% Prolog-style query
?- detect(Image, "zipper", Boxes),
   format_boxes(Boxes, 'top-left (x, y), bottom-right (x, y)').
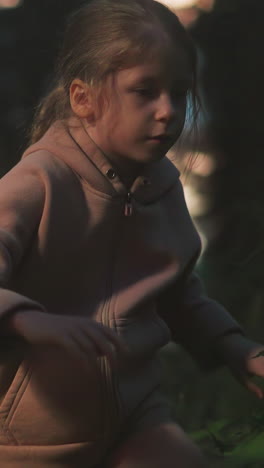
top-left (124, 191), bottom-right (133, 216)
top-left (102, 190), bottom-right (135, 440)
top-left (101, 210), bottom-right (126, 440)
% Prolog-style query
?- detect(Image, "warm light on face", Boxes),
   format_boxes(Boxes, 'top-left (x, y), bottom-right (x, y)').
top-left (0, 0), bottom-right (22, 8)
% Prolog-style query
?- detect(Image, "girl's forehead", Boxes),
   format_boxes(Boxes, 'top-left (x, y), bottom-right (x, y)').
top-left (118, 53), bottom-right (192, 87)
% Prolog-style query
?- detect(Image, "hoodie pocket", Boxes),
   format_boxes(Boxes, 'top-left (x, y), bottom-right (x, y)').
top-left (0, 341), bottom-right (30, 445)
top-left (3, 345), bottom-right (106, 446)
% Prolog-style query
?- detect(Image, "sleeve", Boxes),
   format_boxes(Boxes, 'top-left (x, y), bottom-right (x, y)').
top-left (0, 158), bottom-right (47, 333)
top-left (157, 271), bottom-right (244, 371)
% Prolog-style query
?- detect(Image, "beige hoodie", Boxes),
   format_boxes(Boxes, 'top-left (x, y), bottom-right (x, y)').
top-left (0, 118), bottom-right (241, 466)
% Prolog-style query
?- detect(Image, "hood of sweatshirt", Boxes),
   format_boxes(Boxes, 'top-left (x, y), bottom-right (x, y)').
top-left (23, 117), bottom-right (181, 205)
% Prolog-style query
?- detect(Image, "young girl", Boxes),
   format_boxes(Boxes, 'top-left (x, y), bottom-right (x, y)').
top-left (0, 0), bottom-right (263, 467)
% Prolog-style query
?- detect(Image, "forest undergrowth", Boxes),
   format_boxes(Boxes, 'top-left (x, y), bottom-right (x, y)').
top-left (160, 342), bottom-right (264, 468)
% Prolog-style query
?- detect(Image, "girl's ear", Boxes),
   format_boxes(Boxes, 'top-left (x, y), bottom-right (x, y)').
top-left (70, 79), bottom-right (95, 121)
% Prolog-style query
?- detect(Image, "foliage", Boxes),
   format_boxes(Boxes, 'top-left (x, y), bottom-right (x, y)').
top-left (160, 342), bottom-right (264, 467)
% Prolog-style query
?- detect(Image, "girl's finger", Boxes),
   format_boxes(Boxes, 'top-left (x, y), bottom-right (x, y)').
top-left (234, 369), bottom-right (264, 399)
top-left (68, 332), bottom-right (99, 369)
top-left (82, 326), bottom-right (118, 368)
top-left (244, 378), bottom-right (264, 399)
top-left (247, 356), bottom-right (264, 378)
top-left (94, 322), bottom-right (128, 354)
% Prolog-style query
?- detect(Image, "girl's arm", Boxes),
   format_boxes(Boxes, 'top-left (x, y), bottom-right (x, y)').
top-left (0, 157), bottom-right (127, 365)
top-left (0, 157), bottom-right (46, 332)
top-left (158, 272), bottom-right (244, 371)
top-left (213, 332), bottom-right (264, 399)
top-left (158, 273), bottom-right (264, 398)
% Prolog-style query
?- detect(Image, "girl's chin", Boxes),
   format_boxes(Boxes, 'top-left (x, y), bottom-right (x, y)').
top-left (132, 154), bottom-right (167, 166)
top-left (114, 147), bottom-right (169, 167)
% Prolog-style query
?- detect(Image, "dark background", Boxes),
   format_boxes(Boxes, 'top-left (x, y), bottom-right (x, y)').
top-left (1, 0), bottom-right (264, 464)
top-left (0, 0), bottom-right (86, 174)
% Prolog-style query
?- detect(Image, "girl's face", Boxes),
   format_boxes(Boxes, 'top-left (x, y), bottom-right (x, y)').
top-left (86, 47), bottom-right (192, 168)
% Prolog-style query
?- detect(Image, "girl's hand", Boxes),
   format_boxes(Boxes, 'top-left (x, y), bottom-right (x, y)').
top-left (11, 310), bottom-right (127, 369)
top-left (214, 333), bottom-right (264, 399)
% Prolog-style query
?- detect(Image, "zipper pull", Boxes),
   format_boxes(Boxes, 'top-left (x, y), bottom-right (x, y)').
top-left (124, 191), bottom-right (133, 216)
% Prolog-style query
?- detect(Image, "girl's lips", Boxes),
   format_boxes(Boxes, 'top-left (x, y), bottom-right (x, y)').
top-left (147, 135), bottom-right (173, 144)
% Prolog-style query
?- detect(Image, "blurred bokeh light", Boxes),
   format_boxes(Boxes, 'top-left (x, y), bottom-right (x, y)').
top-left (159, 0), bottom-right (214, 8)
top-left (0, 0), bottom-right (22, 8)
top-left (159, 0), bottom-right (215, 26)
top-left (159, 0), bottom-right (197, 7)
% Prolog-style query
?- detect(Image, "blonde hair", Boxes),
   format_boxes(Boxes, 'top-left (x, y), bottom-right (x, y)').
top-left (30, 0), bottom-right (199, 144)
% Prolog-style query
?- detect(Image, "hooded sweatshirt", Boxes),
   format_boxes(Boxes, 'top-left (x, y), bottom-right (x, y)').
top-left (0, 118), bottom-right (241, 466)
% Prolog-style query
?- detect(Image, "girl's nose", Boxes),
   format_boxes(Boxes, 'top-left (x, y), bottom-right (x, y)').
top-left (154, 93), bottom-right (176, 122)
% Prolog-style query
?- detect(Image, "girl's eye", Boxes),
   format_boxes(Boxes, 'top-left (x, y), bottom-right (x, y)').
top-left (134, 88), bottom-right (156, 98)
